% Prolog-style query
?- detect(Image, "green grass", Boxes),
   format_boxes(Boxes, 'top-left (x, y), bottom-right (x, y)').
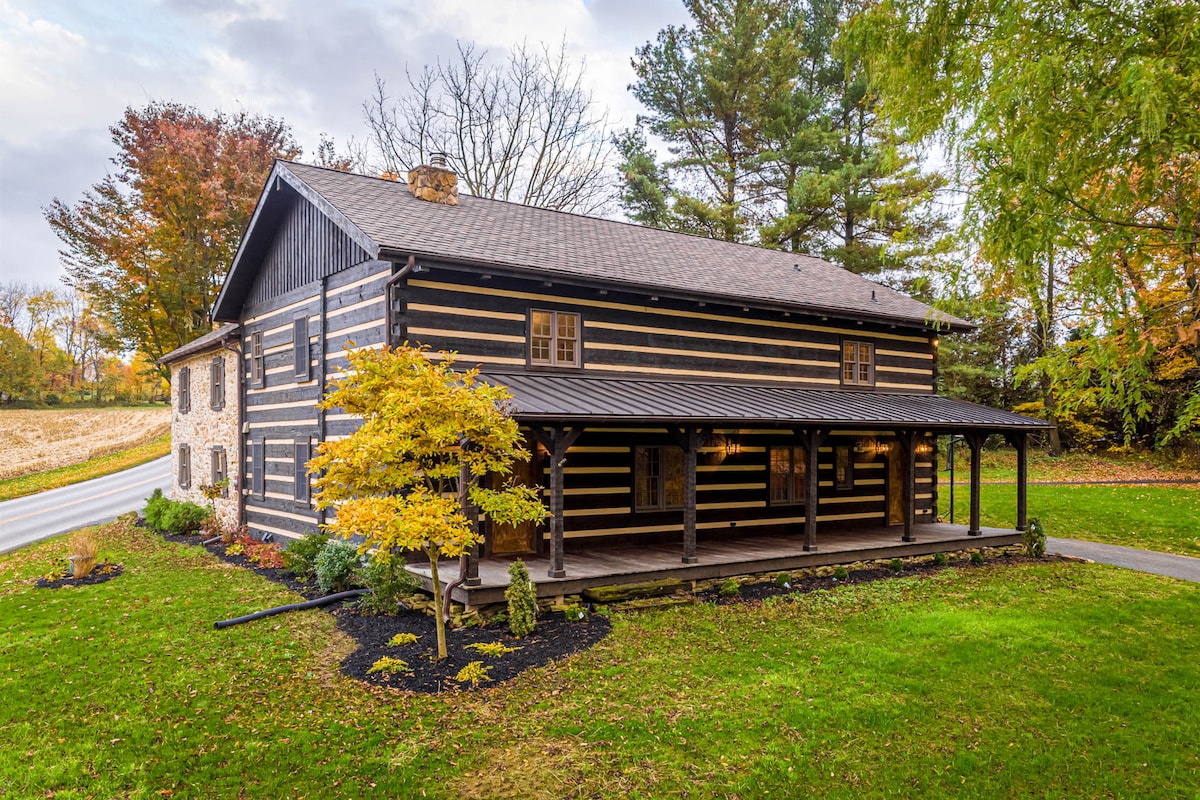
top-left (0, 433), bottom-right (170, 501)
top-left (940, 481), bottom-right (1200, 557)
top-left (1, 520), bottom-right (1197, 798)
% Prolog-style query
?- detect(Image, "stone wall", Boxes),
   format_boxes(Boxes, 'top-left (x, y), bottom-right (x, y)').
top-left (170, 345), bottom-right (241, 529)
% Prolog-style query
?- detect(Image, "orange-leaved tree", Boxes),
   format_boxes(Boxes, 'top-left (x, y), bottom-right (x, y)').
top-left (309, 344), bottom-right (545, 660)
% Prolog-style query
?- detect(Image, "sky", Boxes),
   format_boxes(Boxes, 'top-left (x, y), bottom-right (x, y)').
top-left (0, 0), bottom-right (691, 287)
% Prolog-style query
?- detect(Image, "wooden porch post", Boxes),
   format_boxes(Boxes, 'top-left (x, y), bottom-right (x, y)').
top-left (966, 432), bottom-right (986, 536)
top-left (898, 430), bottom-right (919, 542)
top-left (1006, 431), bottom-right (1028, 531)
top-left (530, 425), bottom-right (583, 579)
top-left (803, 428), bottom-right (826, 552)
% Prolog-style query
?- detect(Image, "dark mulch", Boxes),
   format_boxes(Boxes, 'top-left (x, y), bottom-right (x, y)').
top-left (335, 605), bottom-right (610, 693)
top-left (36, 563), bottom-right (124, 589)
top-left (700, 552), bottom-right (1060, 605)
top-left (146, 526), bottom-right (611, 693)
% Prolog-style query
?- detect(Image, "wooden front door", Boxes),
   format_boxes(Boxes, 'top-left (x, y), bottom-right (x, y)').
top-left (489, 438), bottom-right (539, 555)
top-left (886, 446), bottom-right (905, 526)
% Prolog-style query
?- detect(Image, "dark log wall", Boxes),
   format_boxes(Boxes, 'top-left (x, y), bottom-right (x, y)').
top-left (240, 256), bottom-right (393, 541)
top-left (539, 427), bottom-right (937, 548)
top-left (402, 267), bottom-right (936, 392)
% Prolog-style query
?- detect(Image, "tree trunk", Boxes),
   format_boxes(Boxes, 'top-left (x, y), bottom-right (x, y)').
top-left (1043, 251), bottom-right (1062, 455)
top-left (426, 543), bottom-right (447, 660)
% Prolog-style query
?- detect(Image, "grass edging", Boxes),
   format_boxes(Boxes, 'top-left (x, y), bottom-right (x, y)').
top-left (0, 433), bottom-right (170, 501)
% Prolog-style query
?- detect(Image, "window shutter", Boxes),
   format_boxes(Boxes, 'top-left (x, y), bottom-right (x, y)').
top-left (294, 439), bottom-right (311, 503)
top-left (178, 444), bottom-right (191, 489)
top-left (210, 357), bottom-right (224, 410)
top-left (179, 367), bottom-right (190, 413)
top-left (252, 440), bottom-right (264, 497)
top-left (293, 316), bottom-right (310, 380)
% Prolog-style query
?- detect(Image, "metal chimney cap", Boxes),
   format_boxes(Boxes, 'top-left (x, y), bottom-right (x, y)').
top-left (429, 151), bottom-right (448, 168)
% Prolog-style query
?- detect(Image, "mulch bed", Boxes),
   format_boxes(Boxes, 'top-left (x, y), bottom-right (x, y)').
top-left (35, 563), bottom-right (124, 589)
top-left (148, 525), bottom-right (610, 693)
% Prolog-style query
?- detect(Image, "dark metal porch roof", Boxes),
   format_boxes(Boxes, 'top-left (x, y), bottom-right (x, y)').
top-left (482, 372), bottom-right (1051, 431)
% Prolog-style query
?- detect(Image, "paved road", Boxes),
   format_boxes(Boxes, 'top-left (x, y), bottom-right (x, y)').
top-left (0, 456), bottom-right (170, 554)
top-left (1047, 536), bottom-right (1200, 583)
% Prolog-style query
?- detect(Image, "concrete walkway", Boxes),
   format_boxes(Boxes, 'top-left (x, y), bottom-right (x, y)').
top-left (1047, 537), bottom-right (1200, 583)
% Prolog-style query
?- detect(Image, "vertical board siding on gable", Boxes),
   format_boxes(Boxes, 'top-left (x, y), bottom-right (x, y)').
top-left (246, 195), bottom-right (371, 308)
top-left (404, 268), bottom-right (936, 392)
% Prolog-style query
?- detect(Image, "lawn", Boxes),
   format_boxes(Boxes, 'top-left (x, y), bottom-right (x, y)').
top-left (1, 520), bottom-right (1197, 798)
top-left (939, 482), bottom-right (1200, 557)
top-left (0, 433), bottom-right (171, 501)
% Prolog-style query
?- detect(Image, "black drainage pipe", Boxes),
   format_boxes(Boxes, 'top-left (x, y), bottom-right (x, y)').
top-left (214, 589), bottom-right (369, 630)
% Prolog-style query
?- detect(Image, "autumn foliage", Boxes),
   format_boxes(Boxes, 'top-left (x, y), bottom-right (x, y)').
top-left (310, 344), bottom-right (544, 659)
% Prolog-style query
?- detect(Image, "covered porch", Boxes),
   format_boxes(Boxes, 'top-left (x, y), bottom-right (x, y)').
top-left (410, 522), bottom-right (1022, 606)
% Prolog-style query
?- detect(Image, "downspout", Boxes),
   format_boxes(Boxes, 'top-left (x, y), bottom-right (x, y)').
top-left (222, 337), bottom-right (245, 527)
top-left (317, 275), bottom-right (328, 529)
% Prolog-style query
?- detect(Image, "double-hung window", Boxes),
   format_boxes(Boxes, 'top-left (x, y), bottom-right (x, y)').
top-left (293, 316), bottom-right (311, 381)
top-left (841, 341), bottom-right (874, 387)
top-left (249, 331), bottom-right (264, 388)
top-left (293, 439), bottom-right (311, 504)
top-left (835, 446), bottom-right (854, 490)
top-left (768, 446), bottom-right (807, 506)
top-left (529, 310), bottom-right (580, 367)
top-left (251, 439), bottom-right (265, 497)
top-left (634, 446), bottom-right (684, 512)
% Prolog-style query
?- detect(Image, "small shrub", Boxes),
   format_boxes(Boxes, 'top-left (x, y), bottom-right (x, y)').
top-left (466, 641), bottom-right (521, 657)
top-left (221, 523), bottom-right (246, 545)
top-left (1023, 517), bottom-right (1047, 558)
top-left (454, 661), bottom-right (492, 686)
top-left (159, 500), bottom-right (210, 535)
top-left (281, 532), bottom-right (329, 578)
top-left (315, 539), bottom-right (361, 594)
top-left (387, 632), bottom-right (420, 647)
top-left (888, 558), bottom-right (904, 573)
top-left (970, 550), bottom-right (985, 565)
top-left (832, 566), bottom-right (850, 581)
top-left (505, 560), bottom-right (537, 638)
top-left (68, 531), bottom-right (99, 578)
top-left (562, 604), bottom-right (588, 622)
top-left (143, 488), bottom-right (170, 529)
top-left (43, 392), bottom-right (61, 406)
top-left (367, 656), bottom-right (410, 675)
top-left (358, 552), bottom-right (418, 615)
top-left (775, 572), bottom-right (791, 588)
top-left (225, 541), bottom-right (245, 557)
top-left (199, 515), bottom-right (224, 540)
top-left (198, 479), bottom-right (228, 502)
top-left (718, 578), bottom-right (741, 597)
top-left (932, 551), bottom-right (948, 566)
top-left (246, 540), bottom-right (285, 569)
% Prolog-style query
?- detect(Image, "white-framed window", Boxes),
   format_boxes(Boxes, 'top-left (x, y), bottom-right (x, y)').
top-left (842, 341), bottom-right (874, 386)
top-left (529, 309), bottom-right (580, 367)
top-left (768, 446), bottom-right (807, 506)
top-left (634, 446), bottom-right (685, 512)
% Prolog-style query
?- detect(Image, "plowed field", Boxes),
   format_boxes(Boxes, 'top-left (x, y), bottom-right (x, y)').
top-left (0, 408), bottom-right (170, 480)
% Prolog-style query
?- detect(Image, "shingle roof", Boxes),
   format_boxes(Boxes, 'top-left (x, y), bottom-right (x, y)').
top-left (276, 161), bottom-right (967, 330)
top-left (483, 372), bottom-right (1050, 430)
top-left (157, 323), bottom-right (240, 366)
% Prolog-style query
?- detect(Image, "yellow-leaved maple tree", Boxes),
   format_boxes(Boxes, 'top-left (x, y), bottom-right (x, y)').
top-left (309, 343), bottom-right (544, 659)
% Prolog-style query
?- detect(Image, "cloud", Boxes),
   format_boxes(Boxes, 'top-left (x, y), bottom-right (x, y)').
top-left (0, 0), bottom-right (690, 284)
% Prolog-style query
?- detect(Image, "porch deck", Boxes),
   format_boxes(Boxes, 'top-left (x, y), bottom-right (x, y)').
top-left (408, 523), bottom-right (1021, 606)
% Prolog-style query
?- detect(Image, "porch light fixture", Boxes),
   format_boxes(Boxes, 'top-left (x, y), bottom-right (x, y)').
top-left (725, 438), bottom-right (741, 457)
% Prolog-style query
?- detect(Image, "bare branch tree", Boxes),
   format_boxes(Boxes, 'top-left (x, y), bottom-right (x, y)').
top-left (364, 40), bottom-right (614, 215)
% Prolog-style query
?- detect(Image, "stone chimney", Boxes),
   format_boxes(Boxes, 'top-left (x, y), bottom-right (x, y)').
top-left (406, 152), bottom-right (458, 206)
